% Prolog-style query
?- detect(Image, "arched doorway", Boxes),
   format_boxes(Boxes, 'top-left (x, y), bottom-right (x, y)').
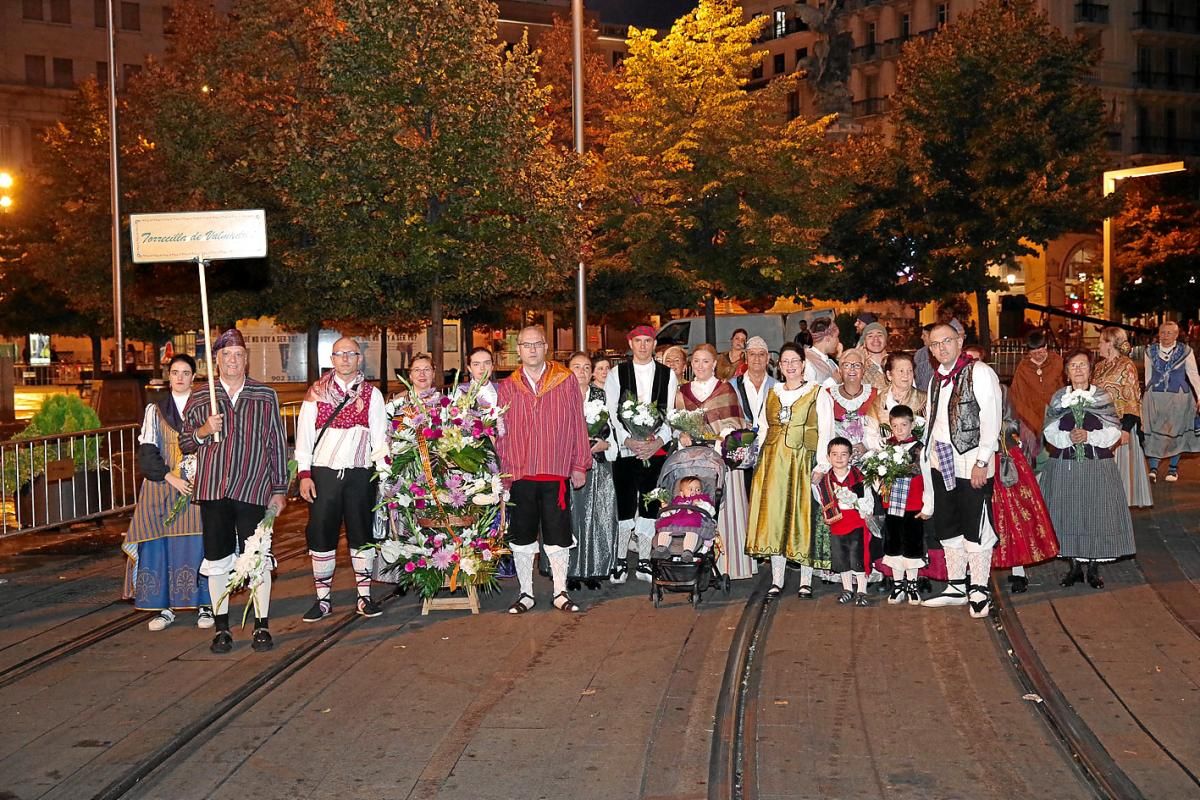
top-left (1059, 239), bottom-right (1103, 317)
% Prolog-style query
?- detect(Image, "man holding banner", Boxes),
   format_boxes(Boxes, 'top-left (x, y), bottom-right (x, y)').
top-left (181, 328), bottom-right (288, 654)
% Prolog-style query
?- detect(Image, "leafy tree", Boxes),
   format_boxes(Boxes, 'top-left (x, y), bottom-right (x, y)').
top-left (599, 0), bottom-right (837, 342)
top-left (824, 0), bottom-right (1112, 343)
top-left (275, 0), bottom-right (585, 379)
top-left (1114, 178), bottom-right (1200, 318)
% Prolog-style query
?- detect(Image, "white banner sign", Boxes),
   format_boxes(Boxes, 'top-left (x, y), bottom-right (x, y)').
top-left (129, 209), bottom-right (267, 263)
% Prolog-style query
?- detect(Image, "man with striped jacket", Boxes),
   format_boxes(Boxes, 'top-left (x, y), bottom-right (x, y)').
top-left (181, 328), bottom-right (288, 654)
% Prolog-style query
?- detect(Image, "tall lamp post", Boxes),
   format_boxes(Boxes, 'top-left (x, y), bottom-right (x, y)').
top-left (571, 0), bottom-right (587, 352)
top-left (1102, 161), bottom-right (1186, 321)
top-left (105, 0), bottom-right (124, 374)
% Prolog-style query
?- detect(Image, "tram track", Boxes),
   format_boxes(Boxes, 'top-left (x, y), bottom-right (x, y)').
top-left (0, 534), bottom-right (313, 691)
top-left (711, 565), bottom-right (1186, 800)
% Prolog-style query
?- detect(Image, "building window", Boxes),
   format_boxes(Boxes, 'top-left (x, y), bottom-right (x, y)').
top-left (123, 63), bottom-right (142, 84)
top-left (96, 60), bottom-right (109, 87)
top-left (787, 91), bottom-right (800, 121)
top-left (795, 47), bottom-right (808, 67)
top-left (774, 8), bottom-right (787, 38)
top-left (25, 55), bottom-right (46, 86)
top-left (1136, 105), bottom-right (1149, 139)
top-left (52, 58), bottom-right (74, 88)
top-left (1165, 108), bottom-right (1177, 144)
top-left (774, 53), bottom-right (786, 74)
top-left (50, 0), bottom-right (70, 23)
top-left (120, 1), bottom-right (140, 31)
top-left (162, 5), bottom-right (174, 33)
top-left (0, 126), bottom-right (12, 163)
top-left (751, 61), bottom-right (763, 80)
top-left (23, 0), bottom-right (43, 21)
top-left (95, 0), bottom-right (106, 26)
top-left (1137, 46), bottom-right (1152, 79)
top-left (937, 4), bottom-right (949, 26)
top-left (612, 51), bottom-right (624, 68)
top-left (866, 22), bottom-right (876, 44)
top-left (901, 13), bottom-right (911, 39)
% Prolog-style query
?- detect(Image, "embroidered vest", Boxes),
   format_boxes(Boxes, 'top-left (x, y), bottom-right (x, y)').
top-left (1148, 344), bottom-right (1193, 393)
top-left (928, 363), bottom-right (981, 454)
top-left (617, 359), bottom-right (671, 412)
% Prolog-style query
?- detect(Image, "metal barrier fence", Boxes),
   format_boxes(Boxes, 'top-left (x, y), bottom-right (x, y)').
top-left (0, 424), bottom-right (141, 538)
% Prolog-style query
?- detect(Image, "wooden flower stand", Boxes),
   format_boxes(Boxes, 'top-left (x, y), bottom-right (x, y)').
top-left (421, 578), bottom-right (480, 615)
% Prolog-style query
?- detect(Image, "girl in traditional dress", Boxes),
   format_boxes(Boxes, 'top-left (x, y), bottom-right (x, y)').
top-left (1094, 327), bottom-right (1153, 507)
top-left (566, 352), bottom-right (619, 590)
top-left (1040, 350), bottom-right (1136, 589)
top-left (122, 354), bottom-right (213, 631)
top-left (673, 344), bottom-right (756, 580)
top-left (746, 343), bottom-right (834, 598)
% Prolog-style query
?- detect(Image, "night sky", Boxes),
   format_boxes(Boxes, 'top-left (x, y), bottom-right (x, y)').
top-left (588, 0), bottom-right (700, 28)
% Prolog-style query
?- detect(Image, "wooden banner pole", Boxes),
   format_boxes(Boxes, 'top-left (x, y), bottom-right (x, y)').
top-left (196, 256), bottom-right (220, 443)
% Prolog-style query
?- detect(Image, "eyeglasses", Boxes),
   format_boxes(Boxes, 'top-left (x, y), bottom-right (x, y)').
top-left (929, 337), bottom-right (960, 349)
top-left (778, 358), bottom-right (804, 367)
top-left (332, 351), bottom-right (361, 359)
top-left (517, 341), bottom-right (546, 350)
top-left (841, 362), bottom-right (864, 371)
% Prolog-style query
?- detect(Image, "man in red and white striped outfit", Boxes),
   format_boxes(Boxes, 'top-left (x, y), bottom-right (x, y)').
top-left (181, 328), bottom-right (287, 654)
top-left (496, 326), bottom-right (592, 613)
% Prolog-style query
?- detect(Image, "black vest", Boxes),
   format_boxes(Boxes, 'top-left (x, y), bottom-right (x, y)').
top-left (617, 359), bottom-right (671, 413)
top-left (926, 362), bottom-right (982, 454)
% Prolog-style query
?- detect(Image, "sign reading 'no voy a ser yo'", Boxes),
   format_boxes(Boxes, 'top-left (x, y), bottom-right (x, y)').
top-left (129, 209), bottom-right (267, 263)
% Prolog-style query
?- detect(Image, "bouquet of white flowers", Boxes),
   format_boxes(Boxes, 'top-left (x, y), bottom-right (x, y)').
top-left (666, 407), bottom-right (712, 443)
top-left (619, 394), bottom-right (664, 465)
top-left (220, 506), bottom-right (278, 627)
top-left (584, 397), bottom-right (610, 439)
top-left (1059, 388), bottom-right (1096, 463)
top-left (860, 443), bottom-right (917, 494)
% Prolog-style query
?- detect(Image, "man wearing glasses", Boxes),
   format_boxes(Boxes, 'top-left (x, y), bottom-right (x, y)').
top-left (921, 323), bottom-right (1003, 618)
top-left (294, 336), bottom-right (388, 622)
top-left (181, 328), bottom-right (288, 653)
top-left (496, 326), bottom-right (592, 613)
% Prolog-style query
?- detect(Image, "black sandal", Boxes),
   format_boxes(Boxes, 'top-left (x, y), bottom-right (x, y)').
top-left (797, 584), bottom-right (813, 599)
top-left (210, 630), bottom-right (233, 654)
top-left (553, 591), bottom-right (581, 613)
top-left (766, 584), bottom-right (783, 599)
top-left (508, 593), bottom-right (535, 614)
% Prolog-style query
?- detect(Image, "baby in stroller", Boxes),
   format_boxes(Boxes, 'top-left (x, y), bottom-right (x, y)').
top-left (652, 476), bottom-right (716, 562)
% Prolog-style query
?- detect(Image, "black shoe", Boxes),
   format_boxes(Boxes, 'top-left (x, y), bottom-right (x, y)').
top-left (1085, 562), bottom-right (1104, 589)
top-left (1008, 574), bottom-right (1028, 594)
top-left (356, 597), bottom-right (383, 618)
top-left (251, 628), bottom-right (273, 652)
top-left (584, 578), bottom-right (601, 591)
top-left (1060, 559), bottom-right (1084, 587)
top-left (210, 630), bottom-right (233, 654)
top-left (567, 578), bottom-right (582, 592)
top-left (302, 599), bottom-right (332, 623)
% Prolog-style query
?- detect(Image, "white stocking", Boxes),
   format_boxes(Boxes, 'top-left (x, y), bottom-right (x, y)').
top-left (634, 517), bottom-right (655, 560)
top-left (207, 572), bottom-right (230, 617)
top-left (1011, 565), bottom-right (1026, 577)
top-left (546, 546), bottom-right (570, 596)
top-left (944, 546), bottom-right (968, 582)
top-left (351, 547), bottom-right (375, 598)
top-left (799, 564), bottom-right (813, 587)
top-left (770, 555), bottom-right (786, 588)
top-left (615, 520), bottom-right (635, 555)
top-left (252, 571), bottom-right (271, 622)
top-left (512, 547), bottom-right (536, 599)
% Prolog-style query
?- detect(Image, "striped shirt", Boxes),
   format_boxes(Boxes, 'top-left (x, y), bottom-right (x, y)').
top-left (180, 378), bottom-right (288, 505)
top-left (496, 363), bottom-right (591, 482)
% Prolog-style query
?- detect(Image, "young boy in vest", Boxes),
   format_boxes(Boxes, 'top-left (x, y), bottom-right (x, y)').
top-left (880, 405), bottom-right (934, 605)
top-left (814, 437), bottom-right (875, 606)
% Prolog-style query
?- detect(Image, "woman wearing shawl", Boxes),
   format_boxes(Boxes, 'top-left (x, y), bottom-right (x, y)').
top-left (1094, 327), bottom-right (1153, 506)
top-left (566, 352), bottom-right (619, 590)
top-left (1141, 320), bottom-right (1200, 482)
top-left (1040, 350), bottom-right (1135, 590)
top-left (122, 354), bottom-right (213, 631)
top-left (673, 344), bottom-right (756, 580)
top-left (1009, 329), bottom-right (1064, 460)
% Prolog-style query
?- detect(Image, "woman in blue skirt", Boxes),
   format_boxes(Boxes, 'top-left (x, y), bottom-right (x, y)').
top-left (121, 354), bottom-right (214, 630)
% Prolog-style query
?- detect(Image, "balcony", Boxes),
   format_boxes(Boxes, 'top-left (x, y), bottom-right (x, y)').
top-left (851, 43), bottom-right (880, 65)
top-left (754, 17), bottom-right (810, 43)
top-left (1132, 136), bottom-right (1200, 156)
top-left (1106, 130), bottom-right (1122, 152)
top-left (852, 97), bottom-right (892, 118)
top-left (1132, 11), bottom-right (1200, 35)
top-left (1074, 2), bottom-right (1109, 25)
top-left (1132, 70), bottom-right (1200, 92)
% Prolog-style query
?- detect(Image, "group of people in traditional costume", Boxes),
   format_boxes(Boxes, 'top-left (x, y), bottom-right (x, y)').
top-left (123, 310), bottom-right (1183, 640)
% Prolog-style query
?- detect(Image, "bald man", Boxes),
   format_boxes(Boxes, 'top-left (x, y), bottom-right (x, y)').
top-left (295, 336), bottom-right (389, 622)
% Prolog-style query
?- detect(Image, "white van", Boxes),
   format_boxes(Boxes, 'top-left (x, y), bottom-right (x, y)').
top-left (655, 310), bottom-right (836, 355)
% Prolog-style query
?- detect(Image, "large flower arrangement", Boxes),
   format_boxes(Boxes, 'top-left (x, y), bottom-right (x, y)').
top-left (374, 379), bottom-right (509, 598)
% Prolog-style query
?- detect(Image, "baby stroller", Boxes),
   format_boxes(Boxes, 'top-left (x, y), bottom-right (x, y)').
top-left (650, 445), bottom-right (732, 607)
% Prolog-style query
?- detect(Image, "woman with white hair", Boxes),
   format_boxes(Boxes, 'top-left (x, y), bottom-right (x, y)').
top-left (1142, 320), bottom-right (1200, 482)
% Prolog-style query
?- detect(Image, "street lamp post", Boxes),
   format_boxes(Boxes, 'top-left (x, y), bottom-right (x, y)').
top-left (571, 0), bottom-right (587, 352)
top-left (105, 0), bottom-right (124, 374)
top-left (1102, 161), bottom-right (1186, 321)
